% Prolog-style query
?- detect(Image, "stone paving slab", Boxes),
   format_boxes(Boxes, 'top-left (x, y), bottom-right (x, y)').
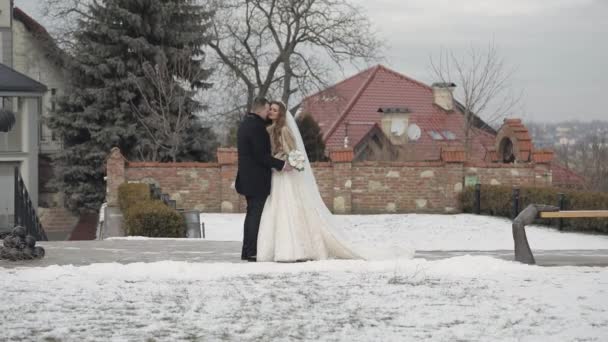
top-left (1, 240), bottom-right (608, 269)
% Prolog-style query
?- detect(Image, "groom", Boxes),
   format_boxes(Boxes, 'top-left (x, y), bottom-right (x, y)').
top-left (235, 97), bottom-right (292, 262)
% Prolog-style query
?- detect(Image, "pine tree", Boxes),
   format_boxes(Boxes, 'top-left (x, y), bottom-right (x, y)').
top-left (49, 0), bottom-right (215, 212)
top-left (297, 113), bottom-right (327, 162)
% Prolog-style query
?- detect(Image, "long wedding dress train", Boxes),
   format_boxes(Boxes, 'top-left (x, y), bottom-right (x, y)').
top-left (256, 110), bottom-right (414, 262)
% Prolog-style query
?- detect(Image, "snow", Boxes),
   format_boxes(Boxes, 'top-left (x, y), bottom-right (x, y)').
top-left (107, 236), bottom-right (206, 241)
top-left (3, 214), bottom-right (608, 340)
top-left (188, 213), bottom-right (608, 250)
top-left (1, 257), bottom-right (607, 341)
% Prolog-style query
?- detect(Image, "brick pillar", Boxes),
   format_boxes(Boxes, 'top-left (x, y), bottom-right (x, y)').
top-left (329, 149), bottom-right (354, 214)
top-left (106, 147), bottom-right (126, 207)
top-left (532, 149), bottom-right (554, 187)
top-left (217, 148), bottom-right (241, 213)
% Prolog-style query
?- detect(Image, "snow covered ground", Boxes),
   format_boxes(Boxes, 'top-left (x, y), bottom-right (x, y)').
top-left (1, 257), bottom-right (607, 341)
top-left (3, 214), bottom-right (608, 341)
top-left (194, 213), bottom-right (608, 250)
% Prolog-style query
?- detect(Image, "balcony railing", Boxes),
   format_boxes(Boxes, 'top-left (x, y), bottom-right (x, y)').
top-left (14, 166), bottom-right (48, 241)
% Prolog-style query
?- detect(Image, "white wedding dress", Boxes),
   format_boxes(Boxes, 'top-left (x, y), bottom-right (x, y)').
top-left (257, 109), bottom-right (415, 262)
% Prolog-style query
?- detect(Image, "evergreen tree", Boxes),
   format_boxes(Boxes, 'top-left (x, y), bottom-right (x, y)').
top-left (177, 118), bottom-right (220, 162)
top-left (49, 0), bottom-right (215, 212)
top-left (297, 113), bottom-right (327, 162)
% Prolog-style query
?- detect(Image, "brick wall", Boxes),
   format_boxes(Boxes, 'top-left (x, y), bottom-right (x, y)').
top-left (106, 148), bottom-right (552, 214)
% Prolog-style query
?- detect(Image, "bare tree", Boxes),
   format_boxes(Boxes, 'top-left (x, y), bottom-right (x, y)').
top-left (430, 42), bottom-right (521, 157)
top-left (585, 134), bottom-right (608, 191)
top-left (129, 53), bottom-right (205, 162)
top-left (41, 0), bottom-right (94, 52)
top-left (207, 0), bottom-right (382, 110)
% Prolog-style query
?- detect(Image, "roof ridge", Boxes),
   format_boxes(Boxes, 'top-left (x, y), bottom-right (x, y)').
top-left (375, 65), bottom-right (435, 93)
top-left (302, 64), bottom-right (379, 102)
top-left (322, 65), bottom-right (382, 141)
top-left (13, 7), bottom-right (67, 67)
top-left (322, 64), bottom-right (439, 143)
top-left (13, 7), bottom-right (51, 37)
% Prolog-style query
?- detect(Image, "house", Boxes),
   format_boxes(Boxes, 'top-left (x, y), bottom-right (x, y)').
top-left (1, 1), bottom-right (71, 235)
top-left (0, 62), bottom-right (47, 230)
top-left (300, 65), bottom-right (497, 162)
top-left (10, 5), bottom-right (67, 207)
top-left (299, 65), bottom-right (592, 188)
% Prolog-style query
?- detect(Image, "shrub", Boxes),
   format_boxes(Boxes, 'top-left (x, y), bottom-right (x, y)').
top-left (118, 183), bottom-right (151, 212)
top-left (297, 113), bottom-right (327, 162)
top-left (124, 200), bottom-right (185, 237)
top-left (461, 185), bottom-right (608, 233)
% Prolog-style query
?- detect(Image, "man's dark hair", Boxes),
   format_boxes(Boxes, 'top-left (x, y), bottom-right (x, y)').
top-left (252, 97), bottom-right (269, 112)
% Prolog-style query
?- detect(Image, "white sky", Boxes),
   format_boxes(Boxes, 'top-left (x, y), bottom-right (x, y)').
top-left (15, 0), bottom-right (608, 122)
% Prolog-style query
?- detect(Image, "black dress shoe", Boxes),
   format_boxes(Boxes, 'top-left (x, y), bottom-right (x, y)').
top-left (246, 256), bottom-right (257, 262)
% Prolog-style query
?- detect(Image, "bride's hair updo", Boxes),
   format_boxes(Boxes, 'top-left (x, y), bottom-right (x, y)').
top-left (268, 101), bottom-right (287, 154)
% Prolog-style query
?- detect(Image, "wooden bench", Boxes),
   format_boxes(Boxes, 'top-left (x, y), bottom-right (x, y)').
top-left (539, 211), bottom-right (608, 219)
top-left (513, 206), bottom-right (608, 265)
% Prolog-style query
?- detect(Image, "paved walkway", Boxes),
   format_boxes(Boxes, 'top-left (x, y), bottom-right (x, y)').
top-left (2, 240), bottom-right (608, 269)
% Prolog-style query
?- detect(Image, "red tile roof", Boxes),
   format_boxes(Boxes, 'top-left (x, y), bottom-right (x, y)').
top-left (551, 163), bottom-right (587, 188)
top-left (329, 149), bottom-right (355, 163)
top-left (13, 7), bottom-right (52, 38)
top-left (532, 149), bottom-right (554, 164)
top-left (441, 147), bottom-right (466, 163)
top-left (301, 65), bottom-right (495, 161)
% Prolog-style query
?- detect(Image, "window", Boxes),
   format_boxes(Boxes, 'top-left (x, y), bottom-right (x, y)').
top-left (50, 88), bottom-right (57, 112)
top-left (442, 130), bottom-right (456, 140)
top-left (428, 130), bottom-right (444, 140)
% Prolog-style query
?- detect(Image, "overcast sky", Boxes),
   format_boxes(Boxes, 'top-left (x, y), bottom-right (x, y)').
top-left (14, 0), bottom-right (608, 122)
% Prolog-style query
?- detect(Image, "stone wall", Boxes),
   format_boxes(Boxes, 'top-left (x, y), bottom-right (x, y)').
top-left (106, 148), bottom-right (552, 214)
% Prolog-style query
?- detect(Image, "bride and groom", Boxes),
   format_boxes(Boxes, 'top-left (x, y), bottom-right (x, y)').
top-left (235, 97), bottom-right (413, 263)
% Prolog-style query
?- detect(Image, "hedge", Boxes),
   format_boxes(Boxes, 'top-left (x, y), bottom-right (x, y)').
top-left (118, 183), bottom-right (185, 237)
top-left (461, 185), bottom-right (608, 233)
top-left (123, 200), bottom-right (185, 237)
top-left (118, 183), bottom-right (151, 212)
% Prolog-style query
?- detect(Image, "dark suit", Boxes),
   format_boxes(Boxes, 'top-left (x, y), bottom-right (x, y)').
top-left (235, 113), bottom-right (285, 259)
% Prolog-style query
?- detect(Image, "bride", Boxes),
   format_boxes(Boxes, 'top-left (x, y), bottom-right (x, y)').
top-left (256, 101), bottom-right (414, 262)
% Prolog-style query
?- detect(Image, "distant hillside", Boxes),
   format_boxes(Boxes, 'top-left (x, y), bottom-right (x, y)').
top-left (526, 120), bottom-right (608, 148)
top-left (525, 120), bottom-right (608, 192)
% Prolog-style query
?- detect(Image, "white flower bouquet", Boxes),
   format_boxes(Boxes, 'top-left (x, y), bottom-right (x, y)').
top-left (287, 150), bottom-right (306, 171)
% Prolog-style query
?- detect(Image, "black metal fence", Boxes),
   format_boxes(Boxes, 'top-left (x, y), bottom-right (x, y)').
top-left (14, 166), bottom-right (48, 241)
top-left (473, 184), bottom-right (567, 230)
top-left (149, 183), bottom-right (177, 210)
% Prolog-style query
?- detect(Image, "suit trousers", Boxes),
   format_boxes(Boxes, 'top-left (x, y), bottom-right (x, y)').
top-left (242, 195), bottom-right (268, 259)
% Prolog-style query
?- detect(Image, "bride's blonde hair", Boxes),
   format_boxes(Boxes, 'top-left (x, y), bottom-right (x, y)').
top-left (268, 101), bottom-right (287, 154)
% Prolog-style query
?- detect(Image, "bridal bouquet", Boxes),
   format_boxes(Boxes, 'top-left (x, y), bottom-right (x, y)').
top-left (287, 150), bottom-right (306, 171)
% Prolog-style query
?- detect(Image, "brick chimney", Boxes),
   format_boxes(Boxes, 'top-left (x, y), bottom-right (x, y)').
top-left (431, 82), bottom-right (456, 112)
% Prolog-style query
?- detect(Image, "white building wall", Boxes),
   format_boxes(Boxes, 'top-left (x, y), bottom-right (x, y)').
top-left (0, 0), bottom-right (11, 27)
top-left (0, 0), bottom-right (13, 66)
top-left (12, 19), bottom-right (65, 153)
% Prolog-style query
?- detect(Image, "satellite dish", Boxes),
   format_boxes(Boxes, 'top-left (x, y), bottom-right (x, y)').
top-left (407, 124), bottom-right (421, 141)
top-left (390, 119), bottom-right (406, 136)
